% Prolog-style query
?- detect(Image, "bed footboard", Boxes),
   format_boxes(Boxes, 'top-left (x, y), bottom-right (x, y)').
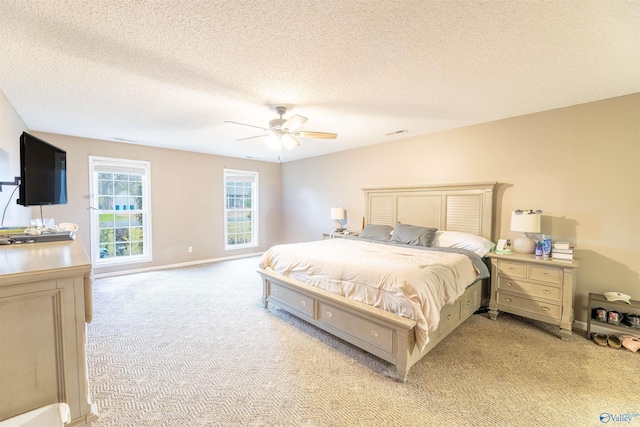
top-left (260, 268), bottom-right (485, 381)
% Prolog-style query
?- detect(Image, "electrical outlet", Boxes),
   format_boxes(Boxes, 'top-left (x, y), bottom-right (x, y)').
top-left (188, 247), bottom-right (192, 253)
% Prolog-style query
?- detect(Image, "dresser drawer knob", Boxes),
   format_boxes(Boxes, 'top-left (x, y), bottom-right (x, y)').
top-left (507, 282), bottom-right (513, 287)
top-left (371, 330), bottom-right (379, 338)
top-left (466, 300), bottom-right (470, 306)
top-left (505, 298), bottom-right (512, 303)
top-left (447, 314), bottom-right (452, 320)
top-left (543, 272), bottom-right (549, 277)
top-left (542, 306), bottom-right (550, 311)
top-left (509, 267), bottom-right (515, 271)
top-left (300, 300), bottom-right (306, 307)
top-left (543, 289), bottom-right (551, 294)
top-left (273, 288), bottom-right (279, 294)
top-left (326, 311), bottom-right (333, 318)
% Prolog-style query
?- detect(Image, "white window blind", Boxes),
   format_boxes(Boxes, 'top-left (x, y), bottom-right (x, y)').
top-left (224, 169), bottom-right (258, 250)
top-left (89, 156), bottom-right (152, 266)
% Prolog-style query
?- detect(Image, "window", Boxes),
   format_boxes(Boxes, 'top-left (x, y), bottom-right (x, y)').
top-left (224, 169), bottom-right (258, 250)
top-left (89, 156), bottom-right (152, 265)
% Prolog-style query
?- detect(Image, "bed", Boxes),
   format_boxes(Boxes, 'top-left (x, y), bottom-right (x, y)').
top-left (258, 182), bottom-right (497, 380)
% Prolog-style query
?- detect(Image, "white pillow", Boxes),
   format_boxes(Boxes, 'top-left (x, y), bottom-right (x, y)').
top-left (432, 231), bottom-right (495, 257)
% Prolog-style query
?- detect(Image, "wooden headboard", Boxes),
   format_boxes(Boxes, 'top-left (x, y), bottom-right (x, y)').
top-left (363, 182), bottom-right (497, 241)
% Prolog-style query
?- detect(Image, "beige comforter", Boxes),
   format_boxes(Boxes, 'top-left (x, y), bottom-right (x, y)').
top-left (260, 238), bottom-right (483, 349)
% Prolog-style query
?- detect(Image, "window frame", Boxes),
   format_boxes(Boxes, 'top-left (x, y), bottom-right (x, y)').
top-left (88, 156), bottom-right (152, 266)
top-left (224, 169), bottom-right (259, 250)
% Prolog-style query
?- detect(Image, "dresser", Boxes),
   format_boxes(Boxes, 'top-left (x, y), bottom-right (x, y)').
top-left (0, 238), bottom-right (98, 425)
top-left (487, 252), bottom-right (580, 339)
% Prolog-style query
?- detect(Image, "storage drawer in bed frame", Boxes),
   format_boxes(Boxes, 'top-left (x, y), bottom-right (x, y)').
top-left (260, 268), bottom-right (485, 380)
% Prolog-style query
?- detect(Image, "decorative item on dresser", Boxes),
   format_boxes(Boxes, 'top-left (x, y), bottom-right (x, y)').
top-left (488, 251), bottom-right (580, 340)
top-left (552, 241), bottom-right (575, 262)
top-left (510, 209), bottom-right (542, 253)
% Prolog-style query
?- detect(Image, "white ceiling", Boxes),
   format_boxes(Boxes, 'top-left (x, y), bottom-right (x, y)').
top-left (1, 1), bottom-right (638, 163)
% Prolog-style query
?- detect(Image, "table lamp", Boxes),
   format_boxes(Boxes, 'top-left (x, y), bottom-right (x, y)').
top-left (511, 210), bottom-right (541, 253)
top-left (331, 207), bottom-right (345, 231)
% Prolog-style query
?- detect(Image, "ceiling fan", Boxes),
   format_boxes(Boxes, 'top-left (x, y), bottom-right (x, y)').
top-left (224, 106), bottom-right (337, 150)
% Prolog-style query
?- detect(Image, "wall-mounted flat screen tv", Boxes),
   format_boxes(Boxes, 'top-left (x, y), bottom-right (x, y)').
top-left (17, 132), bottom-right (67, 206)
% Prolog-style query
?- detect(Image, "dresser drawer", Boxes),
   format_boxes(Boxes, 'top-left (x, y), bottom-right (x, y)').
top-left (529, 266), bottom-right (563, 284)
top-left (270, 283), bottom-right (314, 317)
top-left (439, 301), bottom-right (461, 338)
top-left (497, 277), bottom-right (562, 302)
top-left (317, 301), bottom-right (393, 354)
top-left (497, 292), bottom-right (561, 320)
top-left (498, 261), bottom-right (527, 278)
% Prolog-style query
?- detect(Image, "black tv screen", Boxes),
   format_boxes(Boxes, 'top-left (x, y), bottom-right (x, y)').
top-left (17, 132), bottom-right (67, 206)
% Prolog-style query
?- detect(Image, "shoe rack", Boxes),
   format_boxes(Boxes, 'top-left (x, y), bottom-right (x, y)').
top-left (586, 292), bottom-right (640, 338)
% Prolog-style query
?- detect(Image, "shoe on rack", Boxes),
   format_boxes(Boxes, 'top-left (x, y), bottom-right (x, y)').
top-left (621, 335), bottom-right (640, 353)
top-left (608, 335), bottom-right (622, 349)
top-left (591, 333), bottom-right (608, 347)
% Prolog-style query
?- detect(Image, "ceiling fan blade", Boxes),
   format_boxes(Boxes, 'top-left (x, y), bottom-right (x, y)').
top-left (224, 120), bottom-right (269, 131)
top-left (282, 114), bottom-right (308, 132)
top-left (297, 131), bottom-right (338, 139)
top-left (236, 134), bottom-right (267, 141)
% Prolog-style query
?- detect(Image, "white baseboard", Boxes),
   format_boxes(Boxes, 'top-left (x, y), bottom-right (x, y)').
top-left (93, 252), bottom-right (264, 279)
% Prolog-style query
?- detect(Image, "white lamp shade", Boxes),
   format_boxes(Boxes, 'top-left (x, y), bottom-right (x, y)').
top-left (511, 211), bottom-right (540, 253)
top-left (330, 207), bottom-right (344, 220)
top-left (510, 212), bottom-right (541, 233)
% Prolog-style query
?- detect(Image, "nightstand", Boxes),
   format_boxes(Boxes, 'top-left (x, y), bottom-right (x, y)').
top-left (487, 252), bottom-right (580, 340)
top-left (322, 232), bottom-right (341, 240)
top-left (322, 231), bottom-right (358, 240)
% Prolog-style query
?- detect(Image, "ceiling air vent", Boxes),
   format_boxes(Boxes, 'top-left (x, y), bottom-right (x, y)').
top-left (385, 129), bottom-right (408, 136)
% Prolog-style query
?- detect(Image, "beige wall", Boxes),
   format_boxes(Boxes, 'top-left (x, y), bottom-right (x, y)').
top-left (0, 90), bottom-right (31, 226)
top-left (19, 132), bottom-right (282, 275)
top-left (1, 90), bottom-right (281, 275)
top-left (3, 89), bottom-right (638, 321)
top-left (281, 94), bottom-right (640, 323)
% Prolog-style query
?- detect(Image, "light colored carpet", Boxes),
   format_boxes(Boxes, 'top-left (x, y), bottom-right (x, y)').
top-left (87, 256), bottom-right (639, 427)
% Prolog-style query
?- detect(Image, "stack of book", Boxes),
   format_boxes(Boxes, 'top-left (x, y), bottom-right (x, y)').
top-left (552, 241), bottom-right (574, 262)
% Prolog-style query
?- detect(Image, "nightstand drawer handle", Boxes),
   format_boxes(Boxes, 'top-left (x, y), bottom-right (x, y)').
top-left (509, 267), bottom-right (515, 271)
top-left (466, 300), bottom-right (471, 306)
top-left (300, 300), bottom-right (306, 307)
top-left (543, 289), bottom-right (551, 294)
top-left (371, 330), bottom-right (379, 338)
top-left (542, 306), bottom-right (550, 311)
top-left (326, 311), bottom-right (333, 318)
top-left (543, 272), bottom-right (549, 277)
top-left (505, 298), bottom-right (512, 303)
top-left (507, 282), bottom-right (513, 287)
top-left (447, 314), bottom-right (452, 320)
top-left (273, 288), bottom-right (279, 294)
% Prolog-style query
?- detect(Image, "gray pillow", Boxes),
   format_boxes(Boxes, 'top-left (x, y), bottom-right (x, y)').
top-left (390, 222), bottom-right (438, 247)
top-left (358, 224), bottom-right (393, 241)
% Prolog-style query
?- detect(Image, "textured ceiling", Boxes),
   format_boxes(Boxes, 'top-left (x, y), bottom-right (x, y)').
top-left (1, 1), bottom-right (638, 163)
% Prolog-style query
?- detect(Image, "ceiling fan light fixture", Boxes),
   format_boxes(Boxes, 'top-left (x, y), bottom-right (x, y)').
top-left (281, 134), bottom-right (300, 150)
top-left (265, 134), bottom-right (281, 150)
top-left (226, 105), bottom-right (338, 150)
